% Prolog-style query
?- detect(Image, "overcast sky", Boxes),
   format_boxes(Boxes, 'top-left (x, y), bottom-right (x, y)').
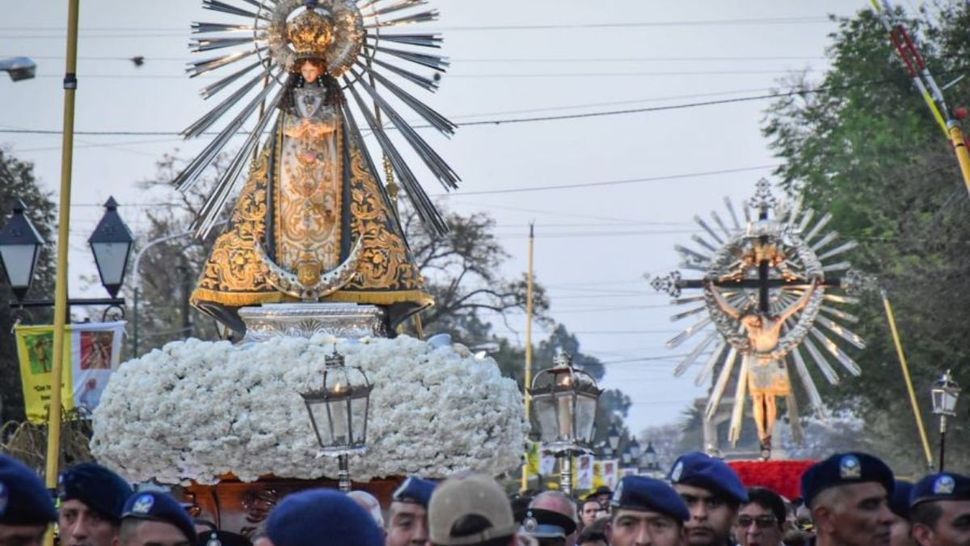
top-left (0, 0), bottom-right (880, 434)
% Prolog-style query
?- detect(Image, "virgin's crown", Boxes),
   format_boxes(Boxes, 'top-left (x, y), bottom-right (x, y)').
top-left (287, 9), bottom-right (335, 60)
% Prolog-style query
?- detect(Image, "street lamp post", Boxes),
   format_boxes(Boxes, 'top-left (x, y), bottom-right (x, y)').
top-left (0, 198), bottom-right (133, 312)
top-left (529, 353), bottom-right (602, 494)
top-left (930, 370), bottom-right (961, 472)
top-left (0, 57), bottom-right (36, 81)
top-left (639, 440), bottom-right (660, 478)
top-left (300, 347), bottom-right (373, 492)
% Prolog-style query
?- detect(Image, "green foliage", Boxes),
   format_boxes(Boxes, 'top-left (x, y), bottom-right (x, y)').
top-left (0, 148), bottom-right (56, 422)
top-left (763, 6), bottom-right (970, 473)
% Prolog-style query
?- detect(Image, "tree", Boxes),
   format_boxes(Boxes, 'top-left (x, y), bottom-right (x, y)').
top-left (762, 6), bottom-right (970, 473)
top-left (0, 148), bottom-right (56, 422)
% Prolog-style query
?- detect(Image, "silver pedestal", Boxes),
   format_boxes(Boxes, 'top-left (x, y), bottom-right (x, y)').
top-left (239, 303), bottom-right (387, 342)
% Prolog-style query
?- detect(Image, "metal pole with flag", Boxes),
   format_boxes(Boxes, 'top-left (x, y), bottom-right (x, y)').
top-left (45, 0), bottom-right (81, 530)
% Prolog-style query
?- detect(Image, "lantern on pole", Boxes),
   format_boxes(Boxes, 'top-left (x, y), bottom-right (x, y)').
top-left (529, 353), bottom-right (602, 494)
top-left (88, 197), bottom-right (134, 299)
top-left (930, 370), bottom-right (961, 472)
top-left (300, 347), bottom-right (373, 491)
top-left (0, 200), bottom-right (44, 303)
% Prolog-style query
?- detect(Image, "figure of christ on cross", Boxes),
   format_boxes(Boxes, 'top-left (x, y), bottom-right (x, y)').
top-left (707, 279), bottom-right (819, 452)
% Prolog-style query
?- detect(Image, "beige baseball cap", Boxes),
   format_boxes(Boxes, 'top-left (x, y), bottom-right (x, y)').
top-left (428, 473), bottom-right (517, 546)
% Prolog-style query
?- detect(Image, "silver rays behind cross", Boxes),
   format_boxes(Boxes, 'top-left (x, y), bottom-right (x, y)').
top-left (175, 0), bottom-right (458, 238)
top-left (650, 180), bottom-right (872, 432)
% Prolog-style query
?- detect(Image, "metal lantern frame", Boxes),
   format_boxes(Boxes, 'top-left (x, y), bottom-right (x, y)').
top-left (529, 353), bottom-right (602, 494)
top-left (640, 441), bottom-right (660, 476)
top-left (0, 199), bottom-right (44, 302)
top-left (930, 369), bottom-right (961, 472)
top-left (88, 197), bottom-right (134, 299)
top-left (529, 353), bottom-right (603, 453)
top-left (607, 421), bottom-right (621, 451)
top-left (300, 347), bottom-right (373, 491)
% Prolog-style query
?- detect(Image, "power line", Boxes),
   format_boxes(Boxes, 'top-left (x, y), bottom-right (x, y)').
top-left (3, 54), bottom-right (828, 63)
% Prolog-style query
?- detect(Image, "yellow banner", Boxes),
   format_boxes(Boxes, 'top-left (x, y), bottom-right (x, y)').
top-left (15, 322), bottom-right (125, 424)
top-left (526, 441), bottom-right (541, 476)
top-left (15, 325), bottom-right (75, 424)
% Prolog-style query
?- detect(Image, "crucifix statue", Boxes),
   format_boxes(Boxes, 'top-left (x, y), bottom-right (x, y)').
top-left (651, 180), bottom-right (869, 459)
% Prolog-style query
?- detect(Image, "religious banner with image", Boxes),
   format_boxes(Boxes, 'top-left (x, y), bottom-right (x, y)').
top-left (575, 454), bottom-right (594, 491)
top-left (593, 459), bottom-right (619, 490)
top-left (15, 321), bottom-right (126, 423)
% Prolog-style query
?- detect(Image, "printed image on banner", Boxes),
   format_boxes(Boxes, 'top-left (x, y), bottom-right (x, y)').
top-left (72, 322), bottom-right (125, 415)
top-left (15, 321), bottom-right (126, 423)
top-left (576, 454), bottom-right (594, 491)
top-left (593, 459), bottom-right (619, 490)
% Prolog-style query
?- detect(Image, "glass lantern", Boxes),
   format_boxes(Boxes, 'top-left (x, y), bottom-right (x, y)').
top-left (931, 370), bottom-right (960, 417)
top-left (529, 353), bottom-right (602, 454)
top-left (301, 348), bottom-right (373, 455)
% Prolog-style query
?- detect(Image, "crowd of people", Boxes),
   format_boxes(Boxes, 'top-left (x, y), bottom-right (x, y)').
top-left (0, 450), bottom-right (967, 546)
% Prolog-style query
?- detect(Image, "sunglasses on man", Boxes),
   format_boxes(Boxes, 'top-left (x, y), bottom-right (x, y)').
top-left (736, 515), bottom-right (778, 529)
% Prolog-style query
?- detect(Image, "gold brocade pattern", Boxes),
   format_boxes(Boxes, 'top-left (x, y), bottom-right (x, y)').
top-left (191, 123), bottom-right (429, 311)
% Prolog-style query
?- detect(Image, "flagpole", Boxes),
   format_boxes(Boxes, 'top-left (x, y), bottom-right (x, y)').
top-left (880, 289), bottom-right (934, 471)
top-left (44, 0), bottom-right (80, 524)
top-left (521, 223), bottom-right (535, 491)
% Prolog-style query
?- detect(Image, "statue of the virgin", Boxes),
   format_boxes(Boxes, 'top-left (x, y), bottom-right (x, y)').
top-left (173, 0), bottom-right (458, 335)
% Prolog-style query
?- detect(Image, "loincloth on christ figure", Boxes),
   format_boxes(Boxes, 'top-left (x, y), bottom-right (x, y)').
top-left (745, 356), bottom-right (792, 397)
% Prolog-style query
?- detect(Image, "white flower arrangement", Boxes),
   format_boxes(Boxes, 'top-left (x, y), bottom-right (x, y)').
top-left (91, 335), bottom-right (527, 484)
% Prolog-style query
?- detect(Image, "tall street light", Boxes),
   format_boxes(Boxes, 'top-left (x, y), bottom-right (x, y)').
top-left (0, 198), bottom-right (134, 311)
top-left (930, 370), bottom-right (961, 472)
top-left (0, 57), bottom-right (36, 81)
top-left (300, 347), bottom-right (373, 492)
top-left (530, 353), bottom-right (602, 494)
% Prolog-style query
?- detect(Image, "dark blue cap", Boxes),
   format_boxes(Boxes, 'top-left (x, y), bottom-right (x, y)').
top-left (122, 491), bottom-right (196, 544)
top-left (521, 508), bottom-right (577, 538)
top-left (910, 473), bottom-right (970, 508)
top-left (668, 452), bottom-right (748, 504)
top-left (801, 452), bottom-right (894, 507)
top-left (611, 476), bottom-right (690, 522)
top-left (890, 480), bottom-right (913, 519)
top-left (0, 454), bottom-right (57, 525)
top-left (267, 489), bottom-right (382, 546)
top-left (392, 476), bottom-right (436, 508)
top-left (59, 463), bottom-right (134, 523)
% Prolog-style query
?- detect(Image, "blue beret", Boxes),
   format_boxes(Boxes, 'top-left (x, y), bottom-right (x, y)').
top-left (392, 476), bottom-right (436, 508)
top-left (60, 463), bottom-right (133, 522)
top-left (611, 476), bottom-right (690, 522)
top-left (0, 455), bottom-right (57, 525)
top-left (890, 480), bottom-right (913, 519)
top-left (266, 489), bottom-right (382, 546)
top-left (122, 492), bottom-right (195, 544)
top-left (910, 473), bottom-right (970, 508)
top-left (801, 452), bottom-right (894, 507)
top-left (668, 452), bottom-right (748, 504)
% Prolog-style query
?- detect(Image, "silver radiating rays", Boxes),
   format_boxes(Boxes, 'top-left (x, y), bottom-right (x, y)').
top-left (175, 0), bottom-right (458, 238)
top-left (651, 180), bottom-right (869, 445)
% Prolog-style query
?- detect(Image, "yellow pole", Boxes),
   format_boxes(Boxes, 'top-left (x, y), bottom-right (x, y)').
top-left (521, 223), bottom-right (535, 491)
top-left (880, 289), bottom-right (934, 470)
top-left (45, 1), bottom-right (80, 543)
top-left (946, 122), bottom-right (970, 197)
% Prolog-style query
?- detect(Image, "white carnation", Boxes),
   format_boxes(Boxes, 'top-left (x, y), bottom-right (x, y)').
top-left (91, 335), bottom-right (527, 483)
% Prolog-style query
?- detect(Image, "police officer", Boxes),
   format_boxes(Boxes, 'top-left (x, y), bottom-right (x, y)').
top-left (256, 489), bottom-right (382, 546)
top-left (0, 455), bottom-right (57, 546)
top-left (909, 472), bottom-right (970, 546)
top-left (801, 452), bottom-right (895, 546)
top-left (119, 492), bottom-right (196, 546)
top-left (386, 476), bottom-right (435, 546)
top-left (608, 475), bottom-right (690, 546)
top-left (889, 480), bottom-right (917, 546)
top-left (668, 452), bottom-right (748, 546)
top-left (59, 463), bottom-right (134, 546)
top-left (520, 508), bottom-right (577, 546)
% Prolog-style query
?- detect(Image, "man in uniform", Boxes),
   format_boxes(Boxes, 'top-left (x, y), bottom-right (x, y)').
top-left (668, 452), bottom-right (748, 546)
top-left (801, 452), bottom-right (896, 546)
top-left (119, 492), bottom-right (196, 546)
top-left (256, 489), bottom-right (382, 546)
top-left (909, 472), bottom-right (970, 546)
top-left (0, 455), bottom-right (57, 546)
top-left (520, 508), bottom-right (576, 546)
top-left (386, 476), bottom-right (435, 546)
top-left (608, 475), bottom-right (689, 546)
top-left (59, 463), bottom-right (134, 546)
